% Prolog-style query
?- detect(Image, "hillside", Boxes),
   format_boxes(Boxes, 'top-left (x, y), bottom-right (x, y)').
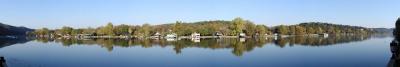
top-left (32, 18), bottom-right (384, 38)
top-left (0, 23), bottom-right (33, 35)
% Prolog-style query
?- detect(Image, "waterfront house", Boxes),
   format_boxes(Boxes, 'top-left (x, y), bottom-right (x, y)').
top-left (239, 33), bottom-right (246, 38)
top-left (319, 33), bottom-right (329, 38)
top-left (191, 32), bottom-right (200, 39)
top-left (165, 33), bottom-right (177, 39)
top-left (150, 32), bottom-right (162, 39)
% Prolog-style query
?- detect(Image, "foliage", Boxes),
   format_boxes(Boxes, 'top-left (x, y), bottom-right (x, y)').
top-left (276, 25), bottom-right (289, 35)
top-left (32, 18), bottom-right (377, 37)
top-left (232, 17), bottom-right (245, 35)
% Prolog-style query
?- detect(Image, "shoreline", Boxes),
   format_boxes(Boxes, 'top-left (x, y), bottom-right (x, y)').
top-left (33, 34), bottom-right (336, 39)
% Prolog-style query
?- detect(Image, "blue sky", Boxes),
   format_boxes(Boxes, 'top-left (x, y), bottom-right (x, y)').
top-left (0, 0), bottom-right (399, 29)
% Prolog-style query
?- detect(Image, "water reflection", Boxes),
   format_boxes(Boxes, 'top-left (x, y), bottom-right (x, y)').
top-left (389, 37), bottom-right (400, 67)
top-left (0, 37), bottom-right (33, 67)
top-left (0, 56), bottom-right (6, 67)
top-left (0, 37), bottom-right (32, 48)
top-left (32, 35), bottom-right (372, 56)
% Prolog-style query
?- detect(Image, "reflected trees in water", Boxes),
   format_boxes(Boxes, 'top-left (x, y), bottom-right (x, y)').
top-left (30, 35), bottom-right (372, 56)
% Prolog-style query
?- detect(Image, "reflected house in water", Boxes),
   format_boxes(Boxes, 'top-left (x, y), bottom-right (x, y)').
top-left (319, 33), bottom-right (329, 38)
top-left (0, 56), bottom-right (6, 67)
top-left (239, 38), bottom-right (245, 42)
top-left (32, 34), bottom-right (372, 56)
top-left (191, 32), bottom-right (200, 42)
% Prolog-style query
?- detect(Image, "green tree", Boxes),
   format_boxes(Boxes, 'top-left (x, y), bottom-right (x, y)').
top-left (114, 24), bottom-right (130, 36)
top-left (104, 22), bottom-right (115, 36)
top-left (276, 25), bottom-right (289, 35)
top-left (82, 27), bottom-right (96, 34)
top-left (71, 29), bottom-right (82, 35)
top-left (35, 28), bottom-right (50, 35)
top-left (172, 21), bottom-right (191, 36)
top-left (60, 26), bottom-right (73, 35)
top-left (96, 22), bottom-right (115, 36)
top-left (255, 25), bottom-right (267, 36)
top-left (139, 23), bottom-right (151, 37)
top-left (131, 25), bottom-right (141, 36)
top-left (232, 17), bottom-right (245, 35)
top-left (244, 21), bottom-right (256, 36)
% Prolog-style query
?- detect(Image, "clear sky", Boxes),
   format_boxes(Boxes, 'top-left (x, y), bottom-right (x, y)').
top-left (0, 0), bottom-right (399, 29)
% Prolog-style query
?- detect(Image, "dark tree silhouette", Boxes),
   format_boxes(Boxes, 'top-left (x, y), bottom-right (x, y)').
top-left (395, 18), bottom-right (400, 38)
top-left (388, 18), bottom-right (400, 67)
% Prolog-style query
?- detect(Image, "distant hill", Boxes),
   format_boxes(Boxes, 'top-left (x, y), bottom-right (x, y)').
top-left (0, 23), bottom-right (33, 35)
top-left (369, 28), bottom-right (394, 34)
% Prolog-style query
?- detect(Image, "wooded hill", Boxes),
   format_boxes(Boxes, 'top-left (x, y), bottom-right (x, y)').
top-left (32, 17), bottom-right (382, 37)
top-left (0, 22), bottom-right (33, 36)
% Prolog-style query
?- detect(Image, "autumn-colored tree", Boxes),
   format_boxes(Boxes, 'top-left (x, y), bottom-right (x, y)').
top-left (294, 26), bottom-right (306, 35)
top-left (315, 27), bottom-right (324, 34)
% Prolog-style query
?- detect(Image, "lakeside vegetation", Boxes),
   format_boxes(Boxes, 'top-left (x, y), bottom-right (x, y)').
top-left (31, 17), bottom-right (381, 38)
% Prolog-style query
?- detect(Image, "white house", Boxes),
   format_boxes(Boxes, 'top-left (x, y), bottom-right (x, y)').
top-left (239, 33), bottom-right (246, 38)
top-left (165, 33), bottom-right (177, 39)
top-left (150, 32), bottom-right (162, 39)
top-left (191, 32), bottom-right (200, 39)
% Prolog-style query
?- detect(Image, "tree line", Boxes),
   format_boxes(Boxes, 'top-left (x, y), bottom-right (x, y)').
top-left (32, 17), bottom-right (374, 38)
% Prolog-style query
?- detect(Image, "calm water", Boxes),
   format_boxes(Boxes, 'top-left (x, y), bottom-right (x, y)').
top-left (0, 35), bottom-right (394, 67)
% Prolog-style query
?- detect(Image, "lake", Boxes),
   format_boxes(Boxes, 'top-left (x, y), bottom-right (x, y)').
top-left (0, 34), bottom-right (395, 67)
